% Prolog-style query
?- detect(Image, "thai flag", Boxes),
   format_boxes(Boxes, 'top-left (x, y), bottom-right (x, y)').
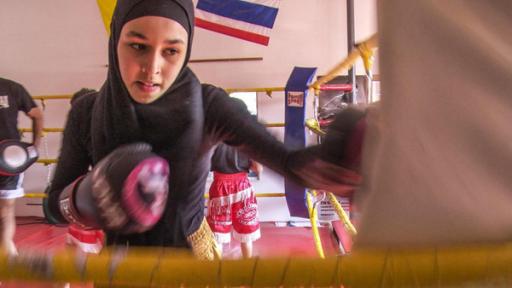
top-left (195, 0), bottom-right (280, 46)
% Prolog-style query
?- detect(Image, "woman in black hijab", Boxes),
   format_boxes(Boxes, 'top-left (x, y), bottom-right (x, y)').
top-left (46, 0), bottom-right (360, 259)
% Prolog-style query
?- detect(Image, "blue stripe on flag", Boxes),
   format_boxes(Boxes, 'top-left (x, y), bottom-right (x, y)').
top-left (197, 0), bottom-right (278, 29)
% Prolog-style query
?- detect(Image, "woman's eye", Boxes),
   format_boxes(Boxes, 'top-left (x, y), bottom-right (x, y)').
top-left (164, 48), bottom-right (179, 56)
top-left (130, 43), bottom-right (146, 51)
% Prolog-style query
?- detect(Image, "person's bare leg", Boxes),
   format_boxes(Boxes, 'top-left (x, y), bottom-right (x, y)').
top-left (0, 198), bottom-right (17, 255)
top-left (241, 241), bottom-right (252, 258)
top-left (216, 240), bottom-right (223, 257)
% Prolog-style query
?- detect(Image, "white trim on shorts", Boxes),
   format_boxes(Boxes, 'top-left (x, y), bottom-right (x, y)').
top-left (214, 232), bottom-right (232, 244)
top-left (0, 173), bottom-right (24, 199)
top-left (233, 228), bottom-right (261, 243)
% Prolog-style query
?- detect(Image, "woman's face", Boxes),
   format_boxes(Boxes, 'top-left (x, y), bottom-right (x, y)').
top-left (117, 16), bottom-right (188, 104)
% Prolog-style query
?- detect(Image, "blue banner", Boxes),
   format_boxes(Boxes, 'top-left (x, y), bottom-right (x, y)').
top-left (284, 67), bottom-right (317, 218)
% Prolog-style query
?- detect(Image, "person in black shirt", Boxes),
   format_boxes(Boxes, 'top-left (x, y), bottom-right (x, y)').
top-left (45, 0), bottom-right (361, 259)
top-left (208, 142), bottom-right (263, 258)
top-left (70, 88), bottom-right (97, 106)
top-left (0, 77), bottom-right (43, 255)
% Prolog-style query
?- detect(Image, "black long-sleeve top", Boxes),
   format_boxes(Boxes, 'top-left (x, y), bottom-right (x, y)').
top-left (210, 143), bottom-right (252, 174)
top-left (48, 84), bottom-right (294, 247)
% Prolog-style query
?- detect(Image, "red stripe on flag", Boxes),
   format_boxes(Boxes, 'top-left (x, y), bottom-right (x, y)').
top-left (195, 18), bottom-right (270, 46)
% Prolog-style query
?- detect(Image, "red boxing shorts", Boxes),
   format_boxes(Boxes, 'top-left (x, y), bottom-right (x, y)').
top-left (207, 172), bottom-right (260, 243)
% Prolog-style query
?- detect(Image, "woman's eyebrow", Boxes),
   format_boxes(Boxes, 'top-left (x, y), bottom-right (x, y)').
top-left (125, 30), bottom-right (184, 45)
top-left (126, 30), bottom-right (146, 39)
top-left (164, 38), bottom-right (185, 45)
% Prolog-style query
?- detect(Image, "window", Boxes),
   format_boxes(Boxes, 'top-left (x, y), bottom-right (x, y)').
top-left (230, 92), bottom-right (257, 115)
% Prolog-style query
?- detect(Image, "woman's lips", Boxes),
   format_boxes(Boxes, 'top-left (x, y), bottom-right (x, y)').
top-left (136, 81), bottom-right (160, 93)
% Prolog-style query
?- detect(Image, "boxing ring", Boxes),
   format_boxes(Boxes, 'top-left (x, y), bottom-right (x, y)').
top-left (10, 25), bottom-right (511, 286)
top-left (6, 35), bottom-right (373, 286)
top-left (22, 84), bottom-right (362, 262)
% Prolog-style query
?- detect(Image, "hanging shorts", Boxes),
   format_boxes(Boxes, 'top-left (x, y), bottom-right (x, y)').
top-left (0, 174), bottom-right (24, 199)
top-left (207, 172), bottom-right (260, 243)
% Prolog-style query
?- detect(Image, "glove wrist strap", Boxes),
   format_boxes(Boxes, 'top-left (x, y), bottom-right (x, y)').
top-left (59, 175), bottom-right (89, 228)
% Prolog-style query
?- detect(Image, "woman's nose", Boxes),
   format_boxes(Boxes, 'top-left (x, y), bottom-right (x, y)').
top-left (142, 53), bottom-right (161, 75)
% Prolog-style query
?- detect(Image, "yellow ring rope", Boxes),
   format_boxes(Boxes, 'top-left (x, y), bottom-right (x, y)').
top-left (357, 37), bottom-right (376, 77)
top-left (309, 34), bottom-right (378, 95)
top-left (3, 243), bottom-right (512, 287)
top-left (327, 192), bottom-right (357, 236)
top-left (305, 118), bottom-right (326, 136)
top-left (36, 159), bottom-right (58, 165)
top-left (24, 192), bottom-right (285, 199)
top-left (263, 122), bottom-right (285, 128)
top-left (24, 193), bottom-right (47, 198)
top-left (32, 95), bottom-right (72, 100)
top-left (307, 190), bottom-right (325, 259)
top-left (20, 123), bottom-right (283, 133)
top-left (226, 87), bottom-right (284, 98)
top-left (19, 128), bottom-right (64, 133)
top-left (31, 88), bottom-right (287, 102)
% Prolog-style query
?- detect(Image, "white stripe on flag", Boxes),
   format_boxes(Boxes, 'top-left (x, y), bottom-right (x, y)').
top-left (196, 9), bottom-right (272, 37)
top-left (240, 0), bottom-right (279, 9)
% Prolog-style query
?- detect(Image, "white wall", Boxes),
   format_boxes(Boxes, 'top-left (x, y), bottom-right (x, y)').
top-left (1, 0), bottom-right (377, 221)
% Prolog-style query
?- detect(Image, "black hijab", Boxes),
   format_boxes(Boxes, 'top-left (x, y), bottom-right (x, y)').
top-left (91, 0), bottom-right (205, 245)
top-left (91, 0), bottom-right (202, 163)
